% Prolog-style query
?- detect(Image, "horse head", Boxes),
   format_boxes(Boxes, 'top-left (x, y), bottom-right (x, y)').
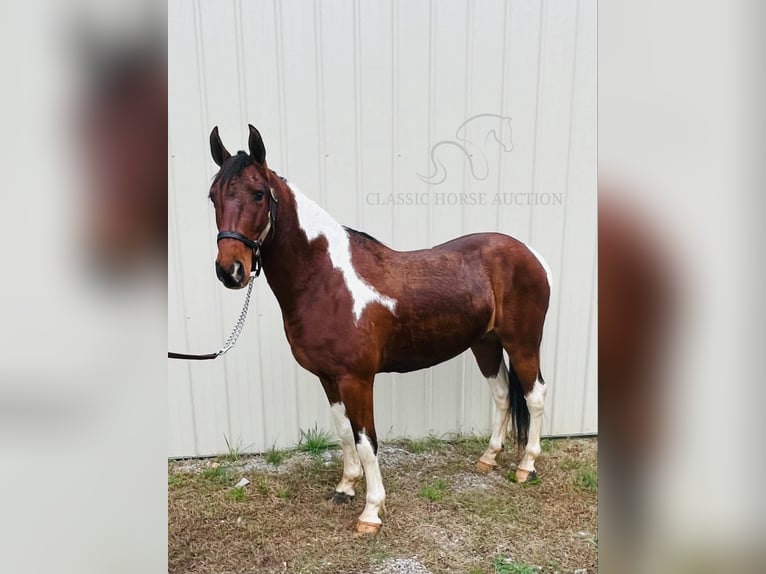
top-left (489, 116), bottom-right (514, 153)
top-left (208, 124), bottom-right (276, 289)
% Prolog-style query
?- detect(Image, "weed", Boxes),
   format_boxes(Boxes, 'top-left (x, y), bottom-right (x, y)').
top-left (255, 476), bottom-right (270, 496)
top-left (264, 443), bottom-right (287, 466)
top-left (222, 434), bottom-right (243, 462)
top-left (227, 487), bottom-right (247, 502)
top-left (493, 554), bottom-right (539, 574)
top-left (202, 465), bottom-right (232, 485)
top-left (454, 434), bottom-right (490, 456)
top-left (277, 487), bottom-right (292, 499)
top-left (406, 434), bottom-right (443, 453)
top-left (168, 474), bottom-right (182, 488)
top-left (540, 438), bottom-right (554, 453)
top-left (574, 466), bottom-right (598, 491)
top-left (297, 425), bottom-right (338, 456)
top-left (419, 479), bottom-right (448, 502)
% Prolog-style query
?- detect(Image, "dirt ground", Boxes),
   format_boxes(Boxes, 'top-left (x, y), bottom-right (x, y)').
top-left (169, 436), bottom-right (597, 574)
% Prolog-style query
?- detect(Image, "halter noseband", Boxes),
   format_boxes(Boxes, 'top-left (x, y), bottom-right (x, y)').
top-left (216, 186), bottom-right (279, 277)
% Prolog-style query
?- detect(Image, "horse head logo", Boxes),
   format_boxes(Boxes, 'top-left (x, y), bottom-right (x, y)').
top-left (419, 114), bottom-right (514, 185)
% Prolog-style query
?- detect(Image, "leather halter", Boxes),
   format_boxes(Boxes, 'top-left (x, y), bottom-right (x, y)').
top-left (216, 186), bottom-right (279, 277)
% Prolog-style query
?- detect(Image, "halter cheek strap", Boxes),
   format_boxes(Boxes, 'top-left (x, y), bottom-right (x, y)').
top-left (216, 186), bottom-right (278, 277)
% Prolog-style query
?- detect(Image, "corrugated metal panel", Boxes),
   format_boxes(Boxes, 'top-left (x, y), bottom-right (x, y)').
top-left (169, 0), bottom-right (597, 457)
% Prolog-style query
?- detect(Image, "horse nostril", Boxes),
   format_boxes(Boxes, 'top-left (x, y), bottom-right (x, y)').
top-left (215, 261), bottom-right (226, 281)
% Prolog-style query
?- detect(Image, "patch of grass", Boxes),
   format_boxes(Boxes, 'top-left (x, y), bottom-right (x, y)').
top-left (254, 476), bottom-right (269, 496)
top-left (264, 443), bottom-right (287, 466)
top-left (277, 487), bottom-right (292, 499)
top-left (202, 464), bottom-right (232, 485)
top-left (419, 479), bottom-right (448, 502)
top-left (560, 458), bottom-right (582, 471)
top-left (297, 425), bottom-right (338, 456)
top-left (454, 434), bottom-right (490, 456)
top-left (168, 473), bottom-right (182, 488)
top-left (493, 554), bottom-right (539, 574)
top-left (574, 465), bottom-right (598, 491)
top-left (540, 438), bottom-right (554, 453)
top-left (222, 434), bottom-right (243, 462)
top-left (406, 434), bottom-right (444, 453)
top-left (227, 487), bottom-right (247, 502)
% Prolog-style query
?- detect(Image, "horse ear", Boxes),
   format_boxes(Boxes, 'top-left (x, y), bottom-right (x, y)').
top-left (248, 124), bottom-right (266, 165)
top-left (210, 126), bottom-right (231, 167)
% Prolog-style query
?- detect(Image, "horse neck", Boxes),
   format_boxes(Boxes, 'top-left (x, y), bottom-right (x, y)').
top-left (259, 178), bottom-right (338, 309)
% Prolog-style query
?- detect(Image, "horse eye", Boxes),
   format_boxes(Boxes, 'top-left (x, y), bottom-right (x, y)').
top-left (254, 191), bottom-right (264, 201)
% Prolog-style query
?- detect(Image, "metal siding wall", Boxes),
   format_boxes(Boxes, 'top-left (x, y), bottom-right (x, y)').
top-left (169, 0), bottom-right (597, 458)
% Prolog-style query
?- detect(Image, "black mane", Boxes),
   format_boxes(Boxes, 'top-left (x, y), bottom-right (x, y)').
top-left (213, 151), bottom-right (252, 186)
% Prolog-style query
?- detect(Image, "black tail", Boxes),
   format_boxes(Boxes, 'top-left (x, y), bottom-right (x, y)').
top-left (507, 360), bottom-right (530, 449)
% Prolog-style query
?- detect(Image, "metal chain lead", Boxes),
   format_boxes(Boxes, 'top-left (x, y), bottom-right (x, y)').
top-left (217, 271), bottom-right (257, 356)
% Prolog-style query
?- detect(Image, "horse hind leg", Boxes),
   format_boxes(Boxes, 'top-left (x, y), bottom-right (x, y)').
top-left (470, 337), bottom-right (509, 473)
top-left (504, 347), bottom-right (547, 483)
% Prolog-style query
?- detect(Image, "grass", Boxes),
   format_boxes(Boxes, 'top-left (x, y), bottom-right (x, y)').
top-left (297, 425), bottom-right (338, 456)
top-left (405, 434), bottom-right (444, 453)
top-left (222, 434), bottom-right (242, 463)
top-left (264, 443), bottom-right (287, 466)
top-left (419, 479), bottom-right (448, 502)
top-left (227, 487), bottom-right (246, 502)
top-left (169, 436), bottom-right (598, 574)
top-left (574, 465), bottom-right (598, 491)
top-left (201, 464), bottom-right (232, 485)
top-left (254, 476), bottom-right (269, 496)
top-left (493, 554), bottom-right (539, 574)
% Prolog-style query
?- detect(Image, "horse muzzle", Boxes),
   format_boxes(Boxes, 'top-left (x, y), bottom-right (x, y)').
top-left (215, 259), bottom-right (247, 289)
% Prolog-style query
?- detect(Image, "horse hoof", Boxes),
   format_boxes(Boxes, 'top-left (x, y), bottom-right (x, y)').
top-left (354, 521), bottom-right (381, 537)
top-left (515, 469), bottom-right (538, 483)
top-left (476, 460), bottom-right (496, 474)
top-left (331, 491), bottom-right (354, 505)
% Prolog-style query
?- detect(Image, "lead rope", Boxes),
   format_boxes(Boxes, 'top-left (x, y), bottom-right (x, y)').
top-left (216, 270), bottom-right (257, 356)
top-left (168, 268), bottom-right (257, 360)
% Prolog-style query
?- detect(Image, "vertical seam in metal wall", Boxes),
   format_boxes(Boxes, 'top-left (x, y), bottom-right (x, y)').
top-left (548, 0), bottom-right (581, 436)
top-left (272, 0), bottom-right (299, 435)
top-left (495, 0), bottom-right (511, 233)
top-left (314, 0), bottom-right (327, 208)
top-left (495, 0), bottom-right (511, 427)
top-left (353, 0), bottom-right (363, 229)
top-left (459, 0), bottom-right (474, 432)
top-left (390, 0), bottom-right (399, 431)
top-left (528, 0), bottom-right (547, 240)
top-left (193, 0), bottom-right (231, 453)
top-left (234, 0), bottom-right (268, 444)
top-left (425, 0), bottom-right (435, 431)
top-left (169, 133), bottom-right (199, 454)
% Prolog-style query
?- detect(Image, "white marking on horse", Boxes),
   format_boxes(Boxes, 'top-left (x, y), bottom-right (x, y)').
top-left (525, 244), bottom-right (553, 289)
top-left (356, 433), bottom-right (385, 525)
top-left (518, 378), bottom-right (547, 473)
top-left (330, 402), bottom-right (362, 497)
top-left (479, 363), bottom-right (511, 468)
top-left (288, 181), bottom-right (397, 322)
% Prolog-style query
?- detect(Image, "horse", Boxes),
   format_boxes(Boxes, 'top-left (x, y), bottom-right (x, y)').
top-left (208, 124), bottom-right (551, 535)
top-left (418, 113), bottom-right (514, 185)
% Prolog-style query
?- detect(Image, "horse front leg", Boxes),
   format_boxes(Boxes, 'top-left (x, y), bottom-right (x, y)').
top-left (337, 374), bottom-right (384, 535)
top-left (320, 377), bottom-right (363, 503)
